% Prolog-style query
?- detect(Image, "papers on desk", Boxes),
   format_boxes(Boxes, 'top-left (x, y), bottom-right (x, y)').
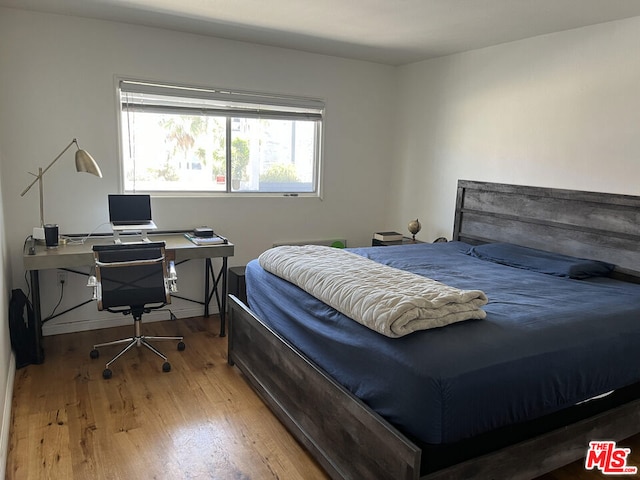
top-left (184, 233), bottom-right (227, 246)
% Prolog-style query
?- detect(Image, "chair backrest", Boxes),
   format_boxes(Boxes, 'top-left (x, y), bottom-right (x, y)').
top-left (92, 242), bottom-right (170, 311)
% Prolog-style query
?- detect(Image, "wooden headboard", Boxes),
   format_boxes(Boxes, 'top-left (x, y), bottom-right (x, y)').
top-left (453, 180), bottom-right (640, 278)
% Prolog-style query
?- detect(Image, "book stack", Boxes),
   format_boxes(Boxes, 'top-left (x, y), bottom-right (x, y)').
top-left (184, 233), bottom-right (227, 246)
top-left (373, 231), bottom-right (403, 242)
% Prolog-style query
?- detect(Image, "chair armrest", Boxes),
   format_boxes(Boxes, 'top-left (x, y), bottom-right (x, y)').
top-left (167, 260), bottom-right (178, 293)
top-left (87, 275), bottom-right (99, 300)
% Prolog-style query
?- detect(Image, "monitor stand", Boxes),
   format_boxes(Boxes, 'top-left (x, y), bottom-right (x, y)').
top-left (113, 229), bottom-right (152, 244)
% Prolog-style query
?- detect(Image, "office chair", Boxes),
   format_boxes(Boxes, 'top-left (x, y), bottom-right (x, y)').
top-left (87, 242), bottom-right (185, 379)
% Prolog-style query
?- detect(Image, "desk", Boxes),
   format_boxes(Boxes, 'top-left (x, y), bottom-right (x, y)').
top-left (23, 232), bottom-right (234, 364)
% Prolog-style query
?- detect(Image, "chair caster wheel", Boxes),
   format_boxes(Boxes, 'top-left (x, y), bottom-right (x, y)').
top-left (162, 362), bottom-right (171, 372)
top-left (102, 369), bottom-right (112, 379)
top-left (90, 349), bottom-right (99, 359)
top-left (177, 341), bottom-right (186, 351)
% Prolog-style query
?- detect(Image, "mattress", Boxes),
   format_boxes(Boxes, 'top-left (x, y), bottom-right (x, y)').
top-left (245, 241), bottom-right (640, 446)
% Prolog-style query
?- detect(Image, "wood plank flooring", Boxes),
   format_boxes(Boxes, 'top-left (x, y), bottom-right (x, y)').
top-left (7, 316), bottom-right (326, 480)
top-left (7, 315), bottom-right (640, 479)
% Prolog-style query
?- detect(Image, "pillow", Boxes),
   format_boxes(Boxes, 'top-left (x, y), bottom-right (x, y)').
top-left (467, 243), bottom-right (615, 279)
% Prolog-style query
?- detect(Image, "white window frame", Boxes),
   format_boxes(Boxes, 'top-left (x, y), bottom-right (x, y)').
top-left (115, 77), bottom-right (325, 197)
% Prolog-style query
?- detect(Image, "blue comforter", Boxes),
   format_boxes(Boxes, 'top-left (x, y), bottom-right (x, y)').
top-left (245, 241), bottom-right (640, 445)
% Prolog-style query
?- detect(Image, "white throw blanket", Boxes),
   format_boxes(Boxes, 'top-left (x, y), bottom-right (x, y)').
top-left (258, 245), bottom-right (488, 338)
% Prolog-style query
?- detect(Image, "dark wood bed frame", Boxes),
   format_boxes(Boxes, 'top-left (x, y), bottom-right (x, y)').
top-left (228, 180), bottom-right (640, 480)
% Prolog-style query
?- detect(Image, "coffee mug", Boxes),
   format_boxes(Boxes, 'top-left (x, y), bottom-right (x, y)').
top-left (44, 224), bottom-right (59, 248)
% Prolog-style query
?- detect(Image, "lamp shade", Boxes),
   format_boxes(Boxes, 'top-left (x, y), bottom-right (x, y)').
top-left (75, 149), bottom-right (103, 177)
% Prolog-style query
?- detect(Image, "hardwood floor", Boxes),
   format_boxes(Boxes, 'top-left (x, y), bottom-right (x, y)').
top-left (7, 316), bottom-right (327, 480)
top-left (7, 315), bottom-right (640, 479)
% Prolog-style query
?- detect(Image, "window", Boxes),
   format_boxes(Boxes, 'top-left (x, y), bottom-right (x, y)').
top-left (118, 79), bottom-right (324, 195)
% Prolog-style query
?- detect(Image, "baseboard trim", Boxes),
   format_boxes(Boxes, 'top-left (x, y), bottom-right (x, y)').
top-left (0, 352), bottom-right (16, 480)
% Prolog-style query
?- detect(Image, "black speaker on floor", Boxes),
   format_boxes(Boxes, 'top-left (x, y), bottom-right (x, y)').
top-left (228, 266), bottom-right (247, 305)
top-left (9, 289), bottom-right (43, 368)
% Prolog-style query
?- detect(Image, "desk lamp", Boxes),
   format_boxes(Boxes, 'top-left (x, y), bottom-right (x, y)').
top-left (20, 138), bottom-right (103, 239)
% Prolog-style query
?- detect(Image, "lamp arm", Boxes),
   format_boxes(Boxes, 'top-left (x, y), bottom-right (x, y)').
top-left (20, 139), bottom-right (78, 197)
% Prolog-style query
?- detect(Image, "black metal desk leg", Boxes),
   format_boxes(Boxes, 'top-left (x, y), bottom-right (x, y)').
top-left (29, 270), bottom-right (45, 364)
top-left (203, 257), bottom-right (228, 337)
top-left (204, 258), bottom-right (211, 318)
top-left (219, 256), bottom-right (228, 337)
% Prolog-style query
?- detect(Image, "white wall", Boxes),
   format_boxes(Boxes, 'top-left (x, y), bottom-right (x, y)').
top-left (0, 136), bottom-right (15, 479)
top-left (0, 8), bottom-right (396, 334)
top-left (392, 16), bottom-right (640, 241)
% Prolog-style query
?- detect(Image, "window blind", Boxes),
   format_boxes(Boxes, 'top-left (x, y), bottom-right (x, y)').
top-left (119, 80), bottom-right (324, 121)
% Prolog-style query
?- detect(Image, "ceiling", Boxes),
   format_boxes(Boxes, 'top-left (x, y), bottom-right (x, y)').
top-left (3, 0), bottom-right (640, 65)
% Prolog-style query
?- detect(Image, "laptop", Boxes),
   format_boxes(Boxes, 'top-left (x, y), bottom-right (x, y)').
top-left (108, 194), bottom-right (157, 231)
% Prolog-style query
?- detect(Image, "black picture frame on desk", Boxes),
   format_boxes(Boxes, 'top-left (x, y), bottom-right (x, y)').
top-left (23, 230), bottom-right (234, 363)
top-left (372, 236), bottom-right (425, 247)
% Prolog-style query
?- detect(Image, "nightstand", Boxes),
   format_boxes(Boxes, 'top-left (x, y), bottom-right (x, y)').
top-left (372, 237), bottom-right (425, 247)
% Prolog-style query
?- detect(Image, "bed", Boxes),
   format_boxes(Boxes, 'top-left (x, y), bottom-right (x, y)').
top-left (227, 180), bottom-right (640, 479)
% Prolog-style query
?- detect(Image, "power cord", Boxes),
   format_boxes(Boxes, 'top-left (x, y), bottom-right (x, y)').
top-left (64, 222), bottom-right (111, 245)
top-left (43, 275), bottom-right (65, 324)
